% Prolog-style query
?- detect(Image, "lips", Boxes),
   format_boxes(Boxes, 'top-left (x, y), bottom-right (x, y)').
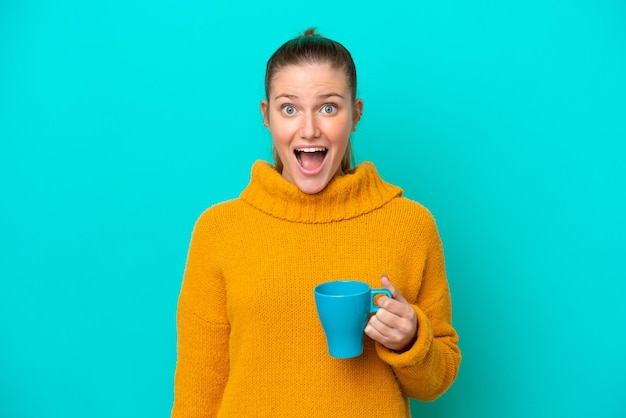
top-left (294, 147), bottom-right (328, 172)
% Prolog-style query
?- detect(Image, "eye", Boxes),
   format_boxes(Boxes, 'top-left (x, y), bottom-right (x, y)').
top-left (281, 105), bottom-right (297, 116)
top-left (320, 104), bottom-right (337, 115)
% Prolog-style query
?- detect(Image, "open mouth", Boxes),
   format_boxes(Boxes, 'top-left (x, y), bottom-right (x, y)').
top-left (294, 147), bottom-right (328, 171)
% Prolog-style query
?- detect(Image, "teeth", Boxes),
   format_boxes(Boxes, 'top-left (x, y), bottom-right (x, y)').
top-left (294, 147), bottom-right (327, 165)
top-left (296, 147), bottom-right (327, 153)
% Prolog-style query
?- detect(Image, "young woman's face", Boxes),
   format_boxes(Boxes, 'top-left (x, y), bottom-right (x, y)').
top-left (261, 62), bottom-right (363, 194)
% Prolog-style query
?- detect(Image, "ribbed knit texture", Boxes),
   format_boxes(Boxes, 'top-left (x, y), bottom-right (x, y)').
top-left (172, 161), bottom-right (461, 418)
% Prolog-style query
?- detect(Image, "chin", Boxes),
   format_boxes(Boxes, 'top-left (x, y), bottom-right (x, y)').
top-left (294, 176), bottom-right (332, 195)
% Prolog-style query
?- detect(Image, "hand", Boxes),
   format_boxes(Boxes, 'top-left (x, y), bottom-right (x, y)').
top-left (364, 275), bottom-right (418, 352)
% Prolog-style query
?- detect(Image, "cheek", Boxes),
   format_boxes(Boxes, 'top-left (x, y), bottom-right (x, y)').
top-left (270, 128), bottom-right (295, 155)
top-left (326, 118), bottom-right (353, 140)
top-left (270, 125), bottom-right (291, 145)
top-left (270, 117), bottom-right (298, 142)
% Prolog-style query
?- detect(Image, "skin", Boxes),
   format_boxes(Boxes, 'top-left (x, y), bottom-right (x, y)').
top-left (260, 62), bottom-right (362, 194)
top-left (366, 275), bottom-right (418, 352)
top-left (261, 62), bottom-right (418, 351)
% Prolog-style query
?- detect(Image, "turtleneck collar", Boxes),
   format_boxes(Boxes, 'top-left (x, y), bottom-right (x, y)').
top-left (239, 160), bottom-right (403, 224)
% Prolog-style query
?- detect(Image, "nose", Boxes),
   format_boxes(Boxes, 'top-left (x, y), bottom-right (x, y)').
top-left (299, 112), bottom-right (321, 140)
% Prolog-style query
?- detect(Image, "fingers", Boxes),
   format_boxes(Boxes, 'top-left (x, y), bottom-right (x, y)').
top-left (364, 275), bottom-right (418, 352)
top-left (377, 274), bottom-right (409, 313)
top-left (368, 302), bottom-right (416, 338)
top-left (381, 274), bottom-right (402, 301)
top-left (365, 311), bottom-right (417, 352)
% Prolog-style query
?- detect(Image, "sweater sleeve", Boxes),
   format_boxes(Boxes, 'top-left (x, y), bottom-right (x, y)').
top-left (172, 210), bottom-right (230, 418)
top-left (375, 217), bottom-right (461, 401)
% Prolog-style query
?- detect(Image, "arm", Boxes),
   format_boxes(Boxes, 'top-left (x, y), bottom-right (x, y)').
top-left (366, 221), bottom-right (461, 401)
top-left (172, 212), bottom-right (230, 417)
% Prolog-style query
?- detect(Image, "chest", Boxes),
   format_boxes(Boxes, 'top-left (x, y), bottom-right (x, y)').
top-left (218, 215), bottom-right (427, 325)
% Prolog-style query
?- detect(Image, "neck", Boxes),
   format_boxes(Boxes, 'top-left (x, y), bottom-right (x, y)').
top-left (240, 161), bottom-right (403, 224)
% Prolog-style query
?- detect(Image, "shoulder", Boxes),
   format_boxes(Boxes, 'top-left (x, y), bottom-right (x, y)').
top-left (191, 198), bottom-right (248, 231)
top-left (202, 198), bottom-right (245, 215)
top-left (360, 161), bottom-right (439, 230)
top-left (391, 195), bottom-right (433, 216)
top-left (387, 196), bottom-right (438, 230)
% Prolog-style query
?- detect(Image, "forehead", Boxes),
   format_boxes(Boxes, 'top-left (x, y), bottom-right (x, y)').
top-left (270, 62), bottom-right (350, 97)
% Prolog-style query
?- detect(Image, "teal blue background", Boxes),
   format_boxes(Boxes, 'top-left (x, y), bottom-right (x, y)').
top-left (1, 0), bottom-right (625, 417)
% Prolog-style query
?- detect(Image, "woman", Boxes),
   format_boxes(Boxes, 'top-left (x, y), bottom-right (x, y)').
top-left (172, 28), bottom-right (460, 417)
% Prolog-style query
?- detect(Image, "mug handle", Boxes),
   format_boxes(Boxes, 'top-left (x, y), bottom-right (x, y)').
top-left (370, 289), bottom-right (392, 313)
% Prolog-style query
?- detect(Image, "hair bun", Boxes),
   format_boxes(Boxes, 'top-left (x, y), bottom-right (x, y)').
top-left (303, 27), bottom-right (320, 37)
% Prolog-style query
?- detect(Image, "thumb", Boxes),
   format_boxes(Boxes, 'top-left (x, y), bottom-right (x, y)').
top-left (381, 274), bottom-right (408, 304)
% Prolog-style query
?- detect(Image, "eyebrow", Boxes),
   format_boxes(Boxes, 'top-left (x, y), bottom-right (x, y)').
top-left (273, 93), bottom-right (345, 101)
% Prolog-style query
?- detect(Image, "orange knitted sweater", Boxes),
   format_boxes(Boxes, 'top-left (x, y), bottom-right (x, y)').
top-left (172, 161), bottom-right (460, 417)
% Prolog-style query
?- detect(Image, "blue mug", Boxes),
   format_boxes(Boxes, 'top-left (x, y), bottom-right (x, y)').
top-left (314, 280), bottom-right (392, 359)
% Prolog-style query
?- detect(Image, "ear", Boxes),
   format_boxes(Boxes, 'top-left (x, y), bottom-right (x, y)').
top-left (352, 99), bottom-right (364, 131)
top-left (260, 99), bottom-right (270, 128)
